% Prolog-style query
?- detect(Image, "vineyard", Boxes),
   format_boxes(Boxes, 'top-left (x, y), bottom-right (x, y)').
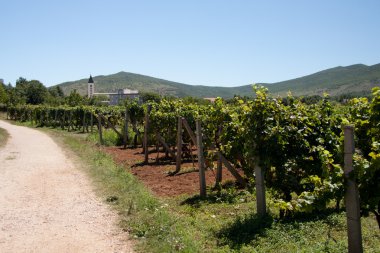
top-left (5, 87), bottom-right (380, 234)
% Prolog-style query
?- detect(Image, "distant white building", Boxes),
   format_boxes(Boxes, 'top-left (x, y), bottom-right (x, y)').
top-left (87, 75), bottom-right (139, 105)
top-left (109, 88), bottom-right (139, 105)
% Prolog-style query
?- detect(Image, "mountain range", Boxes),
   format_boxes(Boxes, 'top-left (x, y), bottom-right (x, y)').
top-left (56, 63), bottom-right (380, 98)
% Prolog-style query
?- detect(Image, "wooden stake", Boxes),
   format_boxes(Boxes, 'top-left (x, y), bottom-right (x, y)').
top-left (219, 152), bottom-right (246, 187)
top-left (68, 111), bottom-right (72, 131)
top-left (82, 112), bottom-right (86, 133)
top-left (156, 132), bottom-right (176, 159)
top-left (98, 114), bottom-right (103, 145)
top-left (254, 157), bottom-right (266, 216)
top-left (131, 122), bottom-right (141, 148)
top-left (61, 111), bottom-right (65, 130)
top-left (216, 151), bottom-right (223, 186)
top-left (124, 108), bottom-right (129, 148)
top-left (99, 114), bottom-right (124, 139)
top-left (344, 125), bottom-right (363, 253)
top-left (144, 105), bottom-right (151, 163)
top-left (54, 110), bottom-right (58, 127)
top-left (90, 113), bottom-right (94, 132)
top-left (182, 118), bottom-right (197, 145)
top-left (175, 116), bottom-right (183, 173)
top-left (85, 112), bottom-right (89, 133)
top-left (196, 120), bottom-right (207, 197)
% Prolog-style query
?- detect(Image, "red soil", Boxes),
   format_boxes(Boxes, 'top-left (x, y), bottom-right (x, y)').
top-left (103, 146), bottom-right (239, 197)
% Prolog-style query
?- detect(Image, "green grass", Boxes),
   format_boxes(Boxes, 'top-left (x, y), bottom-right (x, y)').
top-left (165, 188), bottom-right (380, 253)
top-left (4, 118), bottom-right (380, 252)
top-left (0, 126), bottom-right (9, 148)
top-left (86, 128), bottom-right (124, 146)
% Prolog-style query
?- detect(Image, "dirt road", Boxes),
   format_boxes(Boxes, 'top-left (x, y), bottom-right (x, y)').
top-left (0, 120), bottom-right (133, 253)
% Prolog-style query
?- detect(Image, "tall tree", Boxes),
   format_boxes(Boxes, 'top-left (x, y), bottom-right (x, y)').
top-left (48, 86), bottom-right (64, 98)
top-left (65, 89), bottom-right (84, 106)
top-left (14, 77), bottom-right (28, 104)
top-left (0, 83), bottom-right (8, 104)
top-left (25, 80), bottom-right (48, 104)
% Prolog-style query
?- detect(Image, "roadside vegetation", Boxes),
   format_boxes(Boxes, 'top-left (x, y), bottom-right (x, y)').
top-left (0, 127), bottom-right (9, 147)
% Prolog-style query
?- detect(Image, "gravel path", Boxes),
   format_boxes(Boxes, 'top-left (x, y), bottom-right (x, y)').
top-left (0, 120), bottom-right (133, 253)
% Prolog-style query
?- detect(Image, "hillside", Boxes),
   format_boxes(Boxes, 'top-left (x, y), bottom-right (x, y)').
top-left (57, 72), bottom-right (242, 98)
top-left (56, 64), bottom-right (380, 98)
top-left (263, 63), bottom-right (380, 97)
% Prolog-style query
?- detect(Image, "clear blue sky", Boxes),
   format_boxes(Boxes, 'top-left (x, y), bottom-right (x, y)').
top-left (1, 0), bottom-right (380, 87)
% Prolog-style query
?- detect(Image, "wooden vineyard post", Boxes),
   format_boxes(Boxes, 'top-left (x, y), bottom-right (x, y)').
top-left (215, 126), bottom-right (223, 186)
top-left (82, 112), bottom-right (86, 133)
top-left (90, 113), bottom-right (94, 132)
top-left (218, 152), bottom-right (246, 187)
top-left (196, 120), bottom-right (207, 197)
top-left (124, 108), bottom-right (129, 149)
top-left (99, 114), bottom-right (124, 139)
top-left (344, 126), bottom-right (363, 253)
top-left (68, 111), bottom-right (72, 132)
top-left (215, 151), bottom-right (223, 186)
top-left (254, 157), bottom-right (266, 217)
top-left (182, 118), bottom-right (197, 145)
top-left (144, 105), bottom-right (151, 163)
top-left (175, 116), bottom-right (183, 173)
top-left (61, 111), bottom-right (65, 130)
top-left (66, 111), bottom-right (69, 131)
top-left (131, 122), bottom-right (141, 148)
top-left (98, 114), bottom-right (104, 145)
top-left (156, 132), bottom-right (176, 159)
top-left (40, 112), bottom-right (44, 127)
top-left (85, 112), bottom-right (89, 133)
top-left (54, 110), bottom-right (58, 127)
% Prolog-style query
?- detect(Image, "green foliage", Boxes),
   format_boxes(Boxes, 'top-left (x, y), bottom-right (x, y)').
top-left (65, 89), bottom-right (84, 106)
top-left (125, 99), bottom-right (144, 124)
top-left (48, 86), bottom-right (64, 98)
top-left (0, 127), bottom-right (9, 147)
top-left (182, 96), bottom-right (211, 105)
top-left (349, 87), bottom-right (380, 227)
top-left (140, 92), bottom-right (161, 103)
top-left (46, 86), bottom-right (65, 105)
top-left (6, 86), bottom-right (380, 225)
top-left (0, 83), bottom-right (8, 104)
top-left (203, 87), bottom-right (344, 215)
top-left (10, 77), bottom-right (49, 105)
top-left (25, 80), bottom-right (48, 104)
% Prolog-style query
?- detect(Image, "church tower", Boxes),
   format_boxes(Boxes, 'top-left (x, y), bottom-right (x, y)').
top-left (87, 75), bottom-right (94, 98)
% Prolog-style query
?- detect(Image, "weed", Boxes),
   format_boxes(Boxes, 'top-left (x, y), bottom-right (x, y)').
top-left (0, 127), bottom-right (9, 148)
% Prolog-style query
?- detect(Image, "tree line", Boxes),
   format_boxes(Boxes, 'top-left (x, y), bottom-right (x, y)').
top-left (0, 77), bottom-right (89, 106)
top-left (0, 77), bottom-right (171, 107)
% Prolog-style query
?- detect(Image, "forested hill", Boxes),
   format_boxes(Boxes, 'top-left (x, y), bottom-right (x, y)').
top-left (57, 71), bottom-right (242, 98)
top-left (263, 63), bottom-right (380, 97)
top-left (56, 64), bottom-right (380, 98)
